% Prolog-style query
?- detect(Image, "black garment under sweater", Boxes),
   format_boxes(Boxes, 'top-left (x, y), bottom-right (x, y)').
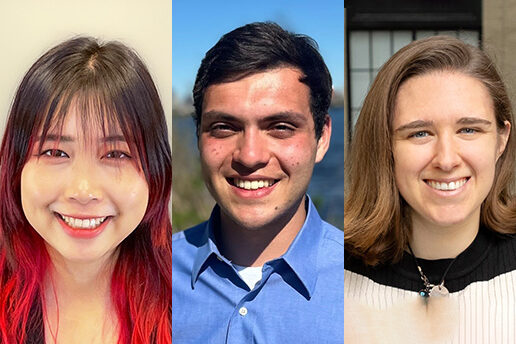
top-left (345, 227), bottom-right (516, 344)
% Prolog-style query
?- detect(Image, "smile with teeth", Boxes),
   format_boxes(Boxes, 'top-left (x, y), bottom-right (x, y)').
top-left (425, 178), bottom-right (468, 191)
top-left (233, 178), bottom-right (277, 190)
top-left (58, 213), bottom-right (108, 229)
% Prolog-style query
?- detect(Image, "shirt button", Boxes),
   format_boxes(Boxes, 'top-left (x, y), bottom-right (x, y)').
top-left (239, 307), bottom-right (248, 316)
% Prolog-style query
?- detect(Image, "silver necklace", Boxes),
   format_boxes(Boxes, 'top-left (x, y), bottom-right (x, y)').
top-left (407, 244), bottom-right (458, 298)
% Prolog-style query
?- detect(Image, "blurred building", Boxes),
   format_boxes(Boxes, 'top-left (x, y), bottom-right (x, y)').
top-left (344, 0), bottom-right (516, 157)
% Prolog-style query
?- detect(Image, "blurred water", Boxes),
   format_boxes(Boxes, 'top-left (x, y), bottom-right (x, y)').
top-left (173, 107), bottom-right (344, 229)
top-left (308, 108), bottom-right (344, 228)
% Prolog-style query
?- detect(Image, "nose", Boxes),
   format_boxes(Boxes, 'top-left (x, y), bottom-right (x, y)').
top-left (432, 134), bottom-right (461, 171)
top-left (232, 129), bottom-right (270, 170)
top-left (65, 163), bottom-right (103, 204)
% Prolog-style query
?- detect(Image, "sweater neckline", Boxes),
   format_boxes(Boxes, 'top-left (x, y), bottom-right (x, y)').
top-left (392, 227), bottom-right (498, 284)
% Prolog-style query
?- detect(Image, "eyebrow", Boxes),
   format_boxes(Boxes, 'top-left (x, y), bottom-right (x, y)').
top-left (202, 110), bottom-right (308, 123)
top-left (35, 134), bottom-right (127, 143)
top-left (35, 134), bottom-right (75, 142)
top-left (395, 117), bottom-right (493, 132)
top-left (394, 120), bottom-right (433, 132)
top-left (202, 111), bottom-right (239, 123)
top-left (456, 117), bottom-right (492, 126)
top-left (101, 135), bottom-right (127, 143)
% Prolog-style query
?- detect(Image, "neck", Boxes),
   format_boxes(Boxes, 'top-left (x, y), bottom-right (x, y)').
top-left (45, 247), bottom-right (116, 297)
top-left (409, 210), bottom-right (480, 260)
top-left (43, 246), bottom-right (118, 343)
top-left (218, 197), bottom-right (307, 267)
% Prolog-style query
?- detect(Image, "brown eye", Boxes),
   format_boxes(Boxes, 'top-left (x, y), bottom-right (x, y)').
top-left (210, 123), bottom-right (237, 138)
top-left (104, 151), bottom-right (131, 159)
top-left (269, 123), bottom-right (295, 139)
top-left (41, 149), bottom-right (69, 158)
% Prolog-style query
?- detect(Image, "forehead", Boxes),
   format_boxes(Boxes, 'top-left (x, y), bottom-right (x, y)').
top-left (40, 104), bottom-right (125, 144)
top-left (393, 71), bottom-right (495, 125)
top-left (202, 67), bottom-right (312, 120)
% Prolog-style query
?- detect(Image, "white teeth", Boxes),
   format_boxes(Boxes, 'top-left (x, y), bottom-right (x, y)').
top-left (427, 178), bottom-right (467, 191)
top-left (61, 215), bottom-right (107, 229)
top-left (234, 178), bottom-right (276, 190)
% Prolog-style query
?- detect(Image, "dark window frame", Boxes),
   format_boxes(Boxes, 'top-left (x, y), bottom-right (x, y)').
top-left (345, 0), bottom-right (482, 141)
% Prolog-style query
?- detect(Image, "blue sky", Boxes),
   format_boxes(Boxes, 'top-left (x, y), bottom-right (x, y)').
top-left (172, 0), bottom-right (344, 100)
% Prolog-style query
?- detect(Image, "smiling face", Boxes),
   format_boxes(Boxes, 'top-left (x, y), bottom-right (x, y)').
top-left (20, 108), bottom-right (149, 264)
top-left (199, 67), bottom-right (331, 231)
top-left (392, 71), bottom-right (510, 230)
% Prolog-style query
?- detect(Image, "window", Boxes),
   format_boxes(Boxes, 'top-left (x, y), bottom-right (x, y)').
top-left (345, 0), bottom-right (482, 137)
top-left (349, 30), bottom-right (480, 130)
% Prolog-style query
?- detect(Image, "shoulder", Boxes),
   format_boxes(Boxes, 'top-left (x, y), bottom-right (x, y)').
top-left (320, 220), bottom-right (344, 246)
top-left (172, 221), bottom-right (209, 250)
top-left (344, 249), bottom-right (377, 279)
top-left (318, 221), bottom-right (343, 263)
top-left (305, 196), bottom-right (343, 248)
top-left (482, 229), bottom-right (516, 274)
top-left (172, 221), bottom-right (209, 273)
top-left (311, 221), bottom-right (343, 272)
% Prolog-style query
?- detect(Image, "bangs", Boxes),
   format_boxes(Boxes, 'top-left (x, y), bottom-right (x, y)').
top-left (3, 36), bottom-right (169, 231)
top-left (32, 88), bottom-right (147, 171)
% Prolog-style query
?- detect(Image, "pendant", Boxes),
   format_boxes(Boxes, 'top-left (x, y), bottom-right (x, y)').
top-left (429, 285), bottom-right (449, 297)
top-left (419, 288), bottom-right (430, 298)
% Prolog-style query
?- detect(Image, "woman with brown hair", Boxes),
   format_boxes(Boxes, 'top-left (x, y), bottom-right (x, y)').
top-left (345, 36), bottom-right (516, 343)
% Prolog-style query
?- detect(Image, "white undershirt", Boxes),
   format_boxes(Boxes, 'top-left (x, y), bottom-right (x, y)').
top-left (233, 264), bottom-right (263, 290)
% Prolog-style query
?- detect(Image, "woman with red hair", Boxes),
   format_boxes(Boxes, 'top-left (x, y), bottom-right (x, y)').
top-left (0, 37), bottom-right (171, 343)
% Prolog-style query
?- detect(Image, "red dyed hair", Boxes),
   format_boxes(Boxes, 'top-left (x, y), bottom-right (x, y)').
top-left (0, 37), bottom-right (171, 343)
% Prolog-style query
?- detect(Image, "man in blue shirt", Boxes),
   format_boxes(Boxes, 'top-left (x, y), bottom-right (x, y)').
top-left (172, 22), bottom-right (344, 343)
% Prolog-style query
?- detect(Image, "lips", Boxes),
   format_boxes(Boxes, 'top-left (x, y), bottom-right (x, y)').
top-left (54, 212), bottom-right (112, 238)
top-left (225, 176), bottom-right (279, 199)
top-left (57, 213), bottom-right (108, 229)
top-left (424, 177), bottom-right (469, 191)
top-left (231, 178), bottom-right (278, 190)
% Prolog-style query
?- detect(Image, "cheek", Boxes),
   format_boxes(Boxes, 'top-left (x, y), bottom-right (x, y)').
top-left (276, 138), bottom-right (317, 170)
top-left (393, 143), bottom-right (432, 175)
top-left (110, 172), bottom-right (149, 215)
top-left (21, 163), bottom-right (61, 210)
top-left (200, 139), bottom-right (229, 170)
top-left (393, 145), bottom-right (426, 197)
top-left (462, 142), bottom-right (498, 178)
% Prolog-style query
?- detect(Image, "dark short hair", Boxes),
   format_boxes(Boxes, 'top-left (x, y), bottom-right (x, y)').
top-left (193, 21), bottom-right (332, 139)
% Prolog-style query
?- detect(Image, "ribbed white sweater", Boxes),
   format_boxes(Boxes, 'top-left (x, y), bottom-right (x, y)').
top-left (345, 228), bottom-right (516, 344)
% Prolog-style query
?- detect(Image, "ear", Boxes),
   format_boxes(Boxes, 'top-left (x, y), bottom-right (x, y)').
top-left (315, 115), bottom-right (332, 163)
top-left (497, 120), bottom-right (511, 160)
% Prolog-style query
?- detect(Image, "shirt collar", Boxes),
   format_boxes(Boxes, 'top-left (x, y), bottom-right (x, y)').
top-left (278, 196), bottom-right (323, 298)
top-left (190, 196), bottom-right (325, 297)
top-left (191, 207), bottom-right (224, 288)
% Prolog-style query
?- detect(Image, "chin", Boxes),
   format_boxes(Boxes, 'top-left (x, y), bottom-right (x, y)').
top-left (221, 208), bottom-right (277, 231)
top-left (230, 216), bottom-right (272, 231)
top-left (57, 246), bottom-right (113, 264)
top-left (427, 214), bottom-right (471, 228)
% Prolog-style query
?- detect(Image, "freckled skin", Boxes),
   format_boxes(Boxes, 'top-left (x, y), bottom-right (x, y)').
top-left (199, 67), bottom-right (331, 231)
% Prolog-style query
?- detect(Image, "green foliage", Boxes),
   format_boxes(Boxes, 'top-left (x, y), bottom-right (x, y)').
top-left (172, 115), bottom-right (215, 233)
top-left (311, 195), bottom-right (343, 230)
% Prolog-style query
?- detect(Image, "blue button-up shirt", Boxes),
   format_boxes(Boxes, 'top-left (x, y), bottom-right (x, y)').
top-left (172, 197), bottom-right (344, 343)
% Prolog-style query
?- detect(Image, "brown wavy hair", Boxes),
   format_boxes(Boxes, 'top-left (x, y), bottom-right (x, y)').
top-left (344, 36), bottom-right (516, 266)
